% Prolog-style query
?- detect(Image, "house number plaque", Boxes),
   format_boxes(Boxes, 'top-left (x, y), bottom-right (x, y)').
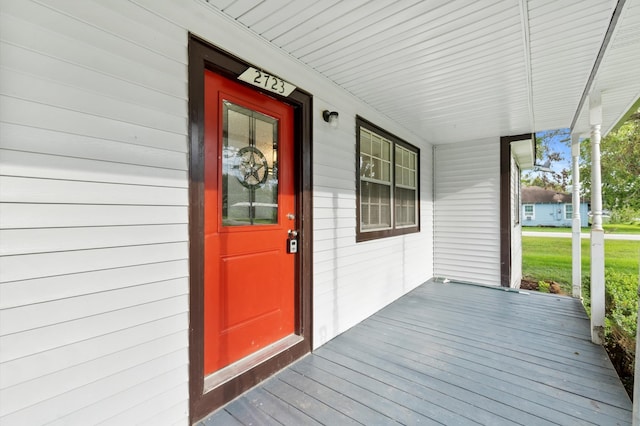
top-left (238, 67), bottom-right (296, 97)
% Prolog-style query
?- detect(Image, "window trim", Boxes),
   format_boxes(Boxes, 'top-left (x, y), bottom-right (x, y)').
top-left (523, 204), bottom-right (535, 220)
top-left (356, 116), bottom-right (420, 242)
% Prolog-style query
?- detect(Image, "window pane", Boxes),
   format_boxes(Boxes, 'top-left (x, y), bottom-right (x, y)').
top-left (361, 128), bottom-right (391, 184)
top-left (361, 181), bottom-right (391, 230)
top-left (395, 145), bottom-right (417, 189)
top-left (222, 101), bottom-right (278, 226)
top-left (396, 187), bottom-right (416, 226)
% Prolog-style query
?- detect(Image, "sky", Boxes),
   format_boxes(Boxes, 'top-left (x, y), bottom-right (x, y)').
top-left (537, 128), bottom-right (571, 172)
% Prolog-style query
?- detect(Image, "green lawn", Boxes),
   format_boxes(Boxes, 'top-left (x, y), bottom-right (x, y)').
top-left (522, 237), bottom-right (640, 294)
top-left (523, 223), bottom-right (640, 234)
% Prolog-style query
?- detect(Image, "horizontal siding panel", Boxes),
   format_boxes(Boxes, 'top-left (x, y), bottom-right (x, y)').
top-left (0, 123), bottom-right (186, 170)
top-left (0, 313), bottom-right (187, 389)
top-left (0, 260), bottom-right (187, 309)
top-left (1, 176), bottom-right (187, 205)
top-left (313, 194), bottom-right (355, 209)
top-left (314, 207), bottom-right (355, 220)
top-left (81, 381), bottom-right (188, 426)
top-left (314, 163), bottom-right (355, 183)
top-left (1, 331), bottom-right (186, 417)
top-left (1, 0), bottom-right (185, 73)
top-left (313, 142), bottom-right (356, 169)
top-left (434, 139), bottom-right (500, 285)
top-left (435, 193), bottom-right (498, 203)
top-left (314, 236), bottom-right (425, 275)
top-left (0, 203), bottom-right (186, 229)
top-left (313, 173), bottom-right (355, 191)
top-left (434, 239), bottom-right (501, 251)
top-left (434, 227), bottom-right (501, 237)
top-left (433, 264), bottom-right (499, 283)
top-left (0, 295), bottom-right (187, 363)
top-left (0, 242), bottom-right (188, 283)
top-left (1, 350), bottom-right (186, 426)
top-left (0, 43), bottom-right (185, 117)
top-left (434, 249), bottom-right (500, 264)
top-left (44, 0), bottom-right (185, 59)
top-left (1, 224), bottom-right (188, 256)
top-left (314, 227), bottom-right (355, 241)
top-left (313, 236), bottom-right (355, 252)
top-left (1, 96), bottom-right (186, 152)
top-left (0, 12), bottom-right (184, 98)
top-left (431, 209), bottom-right (500, 218)
top-left (1, 277), bottom-right (186, 335)
top-left (313, 217), bottom-right (356, 231)
top-left (0, 149), bottom-right (187, 187)
top-left (138, 399), bottom-right (189, 426)
top-left (1, 68), bottom-right (186, 135)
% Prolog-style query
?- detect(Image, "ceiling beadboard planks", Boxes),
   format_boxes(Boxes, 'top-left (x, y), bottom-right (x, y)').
top-left (528, 0), bottom-right (613, 131)
top-left (573, 0), bottom-right (640, 135)
top-left (198, 0), bottom-right (638, 144)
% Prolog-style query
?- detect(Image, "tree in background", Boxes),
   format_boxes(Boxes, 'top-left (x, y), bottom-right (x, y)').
top-left (521, 128), bottom-right (571, 192)
top-left (580, 109), bottom-right (640, 212)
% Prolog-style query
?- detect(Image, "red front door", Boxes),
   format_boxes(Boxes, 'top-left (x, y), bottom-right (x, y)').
top-left (203, 71), bottom-right (296, 375)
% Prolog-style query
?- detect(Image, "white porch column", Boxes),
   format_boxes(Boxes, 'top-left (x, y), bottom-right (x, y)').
top-left (589, 92), bottom-right (605, 345)
top-left (571, 133), bottom-right (582, 299)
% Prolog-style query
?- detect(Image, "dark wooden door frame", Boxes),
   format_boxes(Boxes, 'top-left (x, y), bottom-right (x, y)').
top-left (499, 133), bottom-right (534, 287)
top-left (188, 34), bottom-right (313, 423)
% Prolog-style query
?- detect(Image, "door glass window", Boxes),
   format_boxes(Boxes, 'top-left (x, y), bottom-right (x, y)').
top-left (222, 101), bottom-right (278, 226)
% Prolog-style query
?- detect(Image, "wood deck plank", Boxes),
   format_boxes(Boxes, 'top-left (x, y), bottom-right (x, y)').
top-left (260, 376), bottom-right (361, 425)
top-left (241, 386), bottom-right (323, 426)
top-left (342, 325), bottom-right (600, 426)
top-left (367, 314), bottom-right (626, 396)
top-left (348, 321), bottom-right (631, 423)
top-left (325, 334), bottom-right (559, 426)
top-left (198, 281), bottom-right (632, 426)
top-left (290, 354), bottom-right (443, 425)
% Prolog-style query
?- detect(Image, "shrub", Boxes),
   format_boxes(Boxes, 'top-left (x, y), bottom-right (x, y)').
top-left (610, 207), bottom-right (640, 225)
top-left (605, 269), bottom-right (639, 339)
top-left (538, 280), bottom-right (550, 293)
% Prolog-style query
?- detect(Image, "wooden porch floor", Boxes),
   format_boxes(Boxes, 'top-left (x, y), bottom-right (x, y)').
top-left (199, 281), bottom-right (632, 425)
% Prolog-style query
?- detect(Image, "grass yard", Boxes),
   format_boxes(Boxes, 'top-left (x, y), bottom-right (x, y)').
top-left (522, 237), bottom-right (640, 294)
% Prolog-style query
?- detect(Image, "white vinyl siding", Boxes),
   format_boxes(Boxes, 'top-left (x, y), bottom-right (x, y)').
top-left (1, 0), bottom-right (436, 424)
top-left (433, 139), bottom-right (500, 286)
top-left (313, 111), bottom-right (433, 348)
top-left (0, 1), bottom-right (189, 424)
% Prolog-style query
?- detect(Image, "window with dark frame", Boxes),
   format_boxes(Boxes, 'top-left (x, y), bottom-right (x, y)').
top-left (356, 116), bottom-right (419, 242)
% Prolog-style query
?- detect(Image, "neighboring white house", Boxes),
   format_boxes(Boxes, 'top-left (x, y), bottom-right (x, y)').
top-left (1, 1), bottom-right (639, 424)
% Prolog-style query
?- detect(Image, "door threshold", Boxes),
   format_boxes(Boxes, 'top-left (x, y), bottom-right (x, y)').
top-left (203, 334), bottom-right (304, 393)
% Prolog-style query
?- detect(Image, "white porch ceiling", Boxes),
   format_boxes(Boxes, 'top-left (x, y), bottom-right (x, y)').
top-left (203, 0), bottom-right (640, 144)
